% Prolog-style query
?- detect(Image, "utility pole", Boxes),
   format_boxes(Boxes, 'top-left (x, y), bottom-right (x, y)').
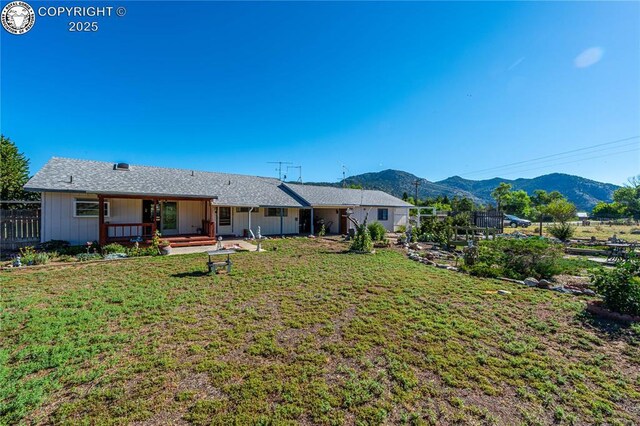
top-left (413, 179), bottom-right (421, 205)
top-left (287, 165), bottom-right (302, 183)
top-left (268, 161), bottom-right (293, 181)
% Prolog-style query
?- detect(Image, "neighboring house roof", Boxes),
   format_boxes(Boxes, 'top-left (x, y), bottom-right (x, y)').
top-left (284, 183), bottom-right (413, 208)
top-left (24, 157), bottom-right (304, 207)
top-left (24, 157), bottom-right (411, 209)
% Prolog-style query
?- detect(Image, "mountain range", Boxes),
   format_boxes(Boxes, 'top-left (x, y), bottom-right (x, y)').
top-left (308, 170), bottom-right (620, 211)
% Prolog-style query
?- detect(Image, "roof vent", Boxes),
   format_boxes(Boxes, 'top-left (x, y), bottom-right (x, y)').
top-left (114, 162), bottom-right (130, 171)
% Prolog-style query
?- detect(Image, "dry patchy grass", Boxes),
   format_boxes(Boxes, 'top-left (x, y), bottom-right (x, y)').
top-left (1, 238), bottom-right (639, 425)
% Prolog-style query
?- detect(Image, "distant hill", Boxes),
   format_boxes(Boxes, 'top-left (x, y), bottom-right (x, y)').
top-left (307, 170), bottom-right (619, 211)
top-left (437, 173), bottom-right (620, 211)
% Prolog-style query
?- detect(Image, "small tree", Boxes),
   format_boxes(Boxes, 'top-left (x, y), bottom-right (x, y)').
top-left (1, 135), bottom-right (38, 204)
top-left (491, 182), bottom-right (513, 212)
top-left (544, 199), bottom-right (577, 241)
top-left (347, 213), bottom-right (373, 253)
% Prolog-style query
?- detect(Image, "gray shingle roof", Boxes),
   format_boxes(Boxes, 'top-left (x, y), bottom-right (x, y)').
top-left (284, 183), bottom-right (412, 207)
top-left (24, 157), bottom-right (305, 207)
top-left (25, 157), bottom-right (411, 209)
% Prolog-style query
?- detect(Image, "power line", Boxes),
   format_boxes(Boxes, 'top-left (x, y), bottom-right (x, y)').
top-left (459, 135), bottom-right (639, 177)
top-left (468, 140), bottom-right (640, 178)
top-left (482, 147), bottom-right (639, 178)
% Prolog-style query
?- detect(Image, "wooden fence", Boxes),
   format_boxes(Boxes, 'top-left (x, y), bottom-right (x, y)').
top-left (1, 209), bottom-right (41, 252)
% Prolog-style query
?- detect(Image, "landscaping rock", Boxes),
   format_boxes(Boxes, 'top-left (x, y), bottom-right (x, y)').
top-left (446, 266), bottom-right (459, 272)
top-left (409, 243), bottom-right (424, 251)
top-left (524, 277), bottom-right (539, 287)
top-left (538, 279), bottom-right (552, 289)
top-left (583, 289), bottom-right (596, 296)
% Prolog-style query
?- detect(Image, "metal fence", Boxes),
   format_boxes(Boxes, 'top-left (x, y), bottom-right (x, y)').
top-left (1, 209), bottom-right (41, 252)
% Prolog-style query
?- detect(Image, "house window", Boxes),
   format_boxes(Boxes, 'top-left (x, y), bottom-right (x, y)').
top-left (236, 207), bottom-right (259, 213)
top-left (218, 207), bottom-right (231, 226)
top-left (377, 208), bottom-right (389, 221)
top-left (74, 199), bottom-right (110, 217)
top-left (265, 208), bottom-right (288, 217)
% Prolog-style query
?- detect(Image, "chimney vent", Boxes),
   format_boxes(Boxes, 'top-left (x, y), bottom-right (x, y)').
top-left (114, 162), bottom-right (130, 171)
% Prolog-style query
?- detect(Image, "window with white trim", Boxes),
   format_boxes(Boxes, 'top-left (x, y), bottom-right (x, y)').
top-left (236, 207), bottom-right (259, 213)
top-left (377, 208), bottom-right (389, 221)
top-left (74, 199), bottom-right (110, 217)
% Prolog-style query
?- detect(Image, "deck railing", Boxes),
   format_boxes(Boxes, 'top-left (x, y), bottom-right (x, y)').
top-left (103, 222), bottom-right (156, 241)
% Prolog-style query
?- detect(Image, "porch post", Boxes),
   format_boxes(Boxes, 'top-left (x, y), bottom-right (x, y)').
top-left (98, 195), bottom-right (106, 245)
top-left (152, 198), bottom-right (158, 235)
top-left (310, 207), bottom-right (314, 235)
top-left (280, 207), bottom-right (284, 237)
top-left (248, 207), bottom-right (253, 239)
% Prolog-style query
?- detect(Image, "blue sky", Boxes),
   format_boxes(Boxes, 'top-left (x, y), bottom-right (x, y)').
top-left (2, 1), bottom-right (639, 185)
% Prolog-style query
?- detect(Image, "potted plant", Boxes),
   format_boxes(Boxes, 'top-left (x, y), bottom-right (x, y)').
top-left (159, 239), bottom-right (172, 255)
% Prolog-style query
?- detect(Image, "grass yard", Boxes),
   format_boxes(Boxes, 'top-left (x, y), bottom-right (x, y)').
top-left (2, 238), bottom-right (639, 425)
top-left (503, 223), bottom-right (640, 242)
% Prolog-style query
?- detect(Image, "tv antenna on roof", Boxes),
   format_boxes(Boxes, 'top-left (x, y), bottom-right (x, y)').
top-left (339, 165), bottom-right (349, 188)
top-left (268, 161), bottom-right (293, 181)
top-left (286, 165), bottom-right (302, 183)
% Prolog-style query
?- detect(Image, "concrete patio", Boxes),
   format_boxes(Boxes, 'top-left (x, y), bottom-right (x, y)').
top-left (169, 239), bottom-right (260, 255)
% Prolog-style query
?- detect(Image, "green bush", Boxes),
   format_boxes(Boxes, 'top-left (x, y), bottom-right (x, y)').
top-left (367, 222), bottom-right (386, 241)
top-left (591, 257), bottom-right (640, 316)
top-left (102, 243), bottom-right (126, 254)
top-left (18, 247), bottom-right (51, 265)
top-left (37, 240), bottom-right (70, 251)
top-left (350, 221), bottom-right (374, 253)
top-left (464, 237), bottom-right (563, 280)
top-left (76, 253), bottom-right (103, 262)
top-left (417, 217), bottom-right (454, 247)
top-left (548, 223), bottom-right (575, 241)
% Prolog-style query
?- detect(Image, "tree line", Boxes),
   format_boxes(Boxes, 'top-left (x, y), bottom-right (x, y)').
top-left (401, 178), bottom-right (640, 221)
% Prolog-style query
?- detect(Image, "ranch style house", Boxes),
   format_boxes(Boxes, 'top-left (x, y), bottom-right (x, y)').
top-left (24, 157), bottom-right (412, 247)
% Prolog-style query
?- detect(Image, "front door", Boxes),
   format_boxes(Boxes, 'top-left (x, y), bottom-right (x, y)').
top-left (161, 201), bottom-right (178, 235)
top-left (217, 206), bottom-right (233, 235)
top-left (339, 209), bottom-right (348, 234)
top-left (299, 209), bottom-right (311, 233)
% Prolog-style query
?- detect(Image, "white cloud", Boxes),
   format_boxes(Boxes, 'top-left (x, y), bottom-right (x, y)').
top-left (574, 47), bottom-right (604, 68)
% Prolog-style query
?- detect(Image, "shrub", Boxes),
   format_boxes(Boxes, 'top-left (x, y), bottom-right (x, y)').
top-left (18, 247), bottom-right (52, 266)
top-left (37, 240), bottom-right (70, 251)
top-left (417, 217), bottom-right (454, 248)
top-left (367, 222), bottom-right (386, 242)
top-left (318, 224), bottom-right (326, 237)
top-left (591, 257), bottom-right (640, 316)
top-left (464, 237), bottom-right (563, 280)
top-left (77, 253), bottom-right (103, 262)
top-left (548, 223), bottom-right (575, 241)
top-left (396, 225), bottom-right (406, 233)
top-left (102, 243), bottom-right (126, 254)
top-left (350, 221), bottom-right (373, 253)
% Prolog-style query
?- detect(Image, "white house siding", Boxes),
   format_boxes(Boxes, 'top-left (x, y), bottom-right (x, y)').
top-left (232, 207), bottom-right (299, 236)
top-left (347, 206), bottom-right (409, 232)
top-left (41, 192), bottom-right (99, 245)
top-left (393, 207), bottom-right (409, 230)
top-left (107, 198), bottom-right (143, 238)
top-left (178, 200), bottom-right (204, 235)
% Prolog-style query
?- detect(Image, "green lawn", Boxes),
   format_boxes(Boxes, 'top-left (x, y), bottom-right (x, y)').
top-left (1, 238), bottom-right (639, 425)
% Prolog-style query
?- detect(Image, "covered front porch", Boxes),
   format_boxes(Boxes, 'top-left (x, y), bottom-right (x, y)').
top-left (97, 194), bottom-right (217, 247)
